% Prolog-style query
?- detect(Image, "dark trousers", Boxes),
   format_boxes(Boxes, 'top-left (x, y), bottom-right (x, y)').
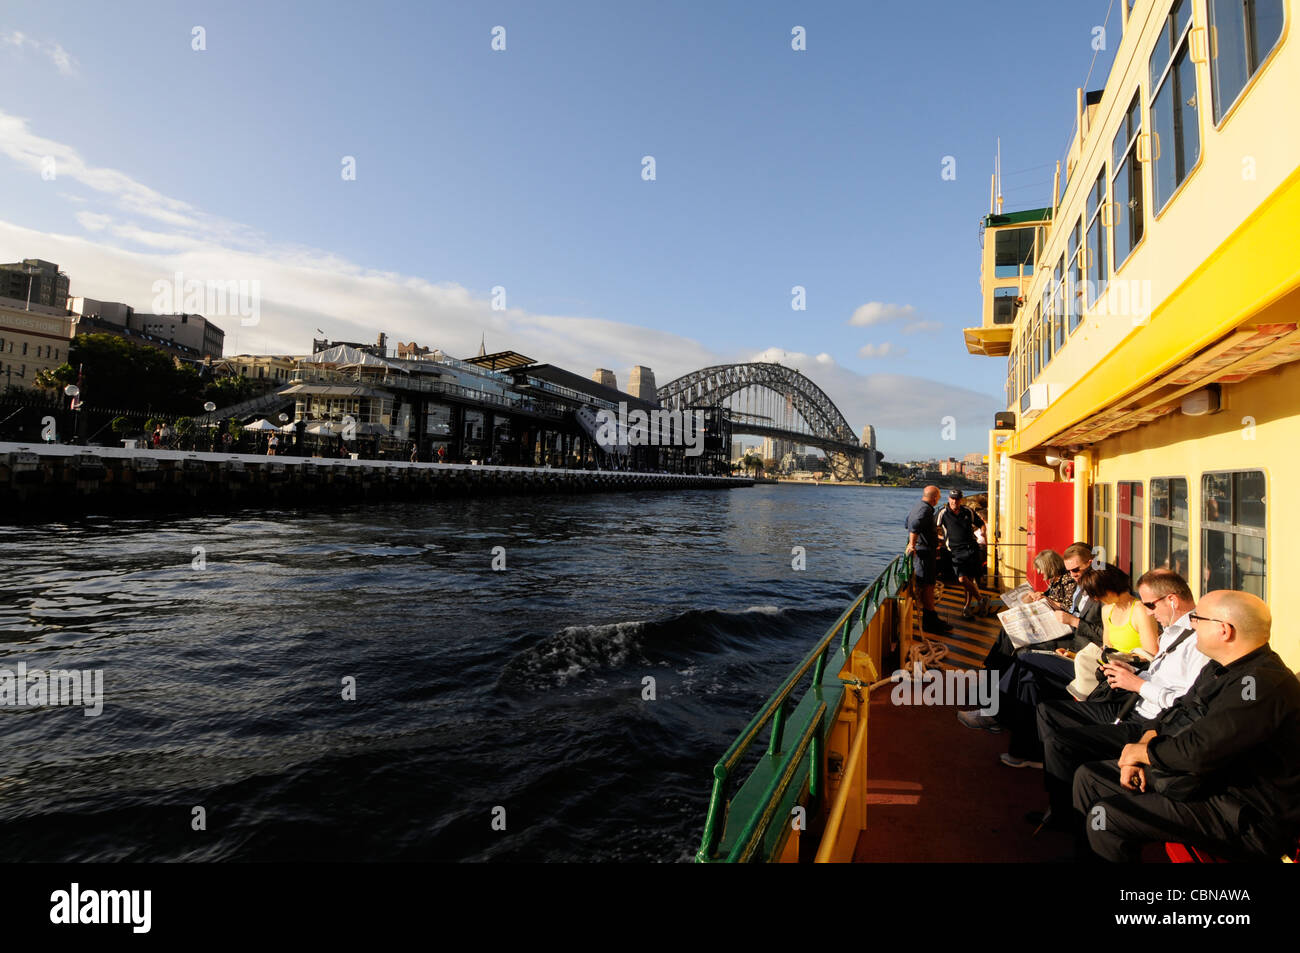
top-left (1038, 700), bottom-right (1143, 822)
top-left (1071, 761), bottom-right (1278, 862)
top-left (982, 629), bottom-right (1077, 674)
top-left (995, 651), bottom-right (1075, 760)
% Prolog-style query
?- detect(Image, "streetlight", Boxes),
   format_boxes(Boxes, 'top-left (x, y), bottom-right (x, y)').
top-left (64, 384), bottom-right (80, 444)
top-left (203, 401), bottom-right (217, 413)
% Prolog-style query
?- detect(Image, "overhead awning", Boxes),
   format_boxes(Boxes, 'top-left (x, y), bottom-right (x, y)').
top-left (463, 349), bottom-right (536, 371)
top-left (279, 383), bottom-right (390, 398)
top-left (963, 325), bottom-right (1013, 357)
top-left (299, 344), bottom-right (407, 372)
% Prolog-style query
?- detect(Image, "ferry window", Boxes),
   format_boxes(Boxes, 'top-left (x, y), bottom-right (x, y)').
top-left (1092, 483), bottom-right (1112, 562)
top-left (993, 287), bottom-right (1018, 325)
top-left (1086, 170), bottom-right (1108, 308)
top-left (1069, 220), bottom-right (1084, 332)
top-left (1041, 286), bottom-right (1054, 365)
top-left (1150, 0), bottom-right (1201, 213)
top-left (1116, 481), bottom-right (1144, 586)
top-left (1111, 93), bottom-right (1145, 268)
top-left (1209, 0), bottom-right (1285, 124)
top-left (1032, 304), bottom-right (1042, 378)
top-left (1053, 257), bottom-right (1065, 349)
top-left (1150, 477), bottom-right (1189, 582)
top-left (994, 228), bottom-right (1036, 278)
top-left (1201, 470), bottom-right (1266, 598)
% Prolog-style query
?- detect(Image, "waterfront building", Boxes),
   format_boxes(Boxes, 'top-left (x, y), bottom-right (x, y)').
top-left (68, 297), bottom-right (224, 360)
top-left (0, 259), bottom-right (68, 310)
top-left (212, 354), bottom-right (298, 386)
top-left (0, 299), bottom-right (74, 394)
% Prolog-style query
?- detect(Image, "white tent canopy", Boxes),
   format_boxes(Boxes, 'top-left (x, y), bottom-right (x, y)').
top-left (298, 344), bottom-right (407, 373)
top-left (244, 418), bottom-right (279, 431)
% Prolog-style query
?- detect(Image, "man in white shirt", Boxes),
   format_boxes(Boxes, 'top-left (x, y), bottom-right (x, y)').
top-left (1032, 569), bottom-right (1206, 829)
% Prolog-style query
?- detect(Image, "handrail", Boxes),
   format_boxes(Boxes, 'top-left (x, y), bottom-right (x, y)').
top-left (696, 553), bottom-right (912, 862)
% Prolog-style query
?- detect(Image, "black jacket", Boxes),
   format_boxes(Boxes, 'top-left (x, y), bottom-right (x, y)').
top-left (1142, 644), bottom-right (1300, 853)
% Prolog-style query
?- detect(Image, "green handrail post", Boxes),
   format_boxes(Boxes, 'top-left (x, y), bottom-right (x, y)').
top-left (767, 697), bottom-right (790, 757)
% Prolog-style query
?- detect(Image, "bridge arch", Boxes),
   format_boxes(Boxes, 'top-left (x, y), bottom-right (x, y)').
top-left (657, 362), bottom-right (869, 478)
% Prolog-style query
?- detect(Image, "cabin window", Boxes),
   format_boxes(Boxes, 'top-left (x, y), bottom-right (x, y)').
top-left (1092, 483), bottom-right (1112, 564)
top-left (993, 287), bottom-right (1018, 325)
top-left (1006, 347), bottom-right (1017, 408)
top-left (1041, 286), bottom-right (1054, 366)
top-left (1067, 222), bottom-right (1083, 333)
top-left (994, 228), bottom-right (1036, 278)
top-left (1085, 170), bottom-right (1108, 309)
top-left (1116, 481), bottom-right (1144, 587)
top-left (1032, 304), bottom-right (1042, 378)
top-left (1053, 257), bottom-right (1065, 349)
top-left (1111, 92), bottom-right (1145, 269)
top-left (1150, 477), bottom-right (1190, 583)
top-left (1202, 470), bottom-right (1266, 598)
top-left (1209, 0), bottom-right (1286, 124)
top-left (1150, 0), bottom-right (1201, 213)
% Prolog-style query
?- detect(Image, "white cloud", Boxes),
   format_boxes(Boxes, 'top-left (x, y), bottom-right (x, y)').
top-left (0, 112), bottom-right (997, 456)
top-left (900, 320), bottom-right (942, 335)
top-left (858, 342), bottom-right (904, 358)
top-left (1, 31), bottom-right (79, 77)
top-left (848, 301), bottom-right (916, 326)
top-left (75, 211), bottom-right (110, 231)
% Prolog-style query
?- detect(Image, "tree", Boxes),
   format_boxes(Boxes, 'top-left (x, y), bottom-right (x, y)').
top-left (66, 334), bottom-right (203, 413)
top-left (33, 363), bottom-right (76, 393)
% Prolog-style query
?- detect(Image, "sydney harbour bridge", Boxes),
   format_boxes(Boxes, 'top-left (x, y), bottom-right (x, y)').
top-left (656, 362), bottom-right (875, 481)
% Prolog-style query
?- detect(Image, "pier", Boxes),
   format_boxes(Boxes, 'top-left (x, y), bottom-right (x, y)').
top-left (0, 442), bottom-right (751, 517)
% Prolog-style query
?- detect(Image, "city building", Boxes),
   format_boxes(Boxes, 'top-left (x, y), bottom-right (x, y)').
top-left (0, 299), bottom-right (74, 394)
top-left (592, 368), bottom-right (617, 390)
top-left (211, 354), bottom-right (299, 386)
top-left (0, 260), bottom-right (69, 310)
top-left (68, 297), bottom-right (225, 360)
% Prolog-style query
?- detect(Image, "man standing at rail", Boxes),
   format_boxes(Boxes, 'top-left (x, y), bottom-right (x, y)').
top-left (906, 485), bottom-right (950, 634)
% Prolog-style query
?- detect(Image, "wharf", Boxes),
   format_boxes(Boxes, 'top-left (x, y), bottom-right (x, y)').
top-left (0, 442), bottom-right (750, 517)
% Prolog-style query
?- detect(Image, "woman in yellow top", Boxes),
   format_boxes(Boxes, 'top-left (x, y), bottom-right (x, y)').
top-left (1078, 564), bottom-right (1159, 656)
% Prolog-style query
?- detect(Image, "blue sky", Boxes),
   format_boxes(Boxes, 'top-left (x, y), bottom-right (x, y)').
top-left (0, 0), bottom-right (1121, 458)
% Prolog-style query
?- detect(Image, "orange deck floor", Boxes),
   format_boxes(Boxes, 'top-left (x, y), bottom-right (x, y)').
top-left (852, 582), bottom-right (1077, 862)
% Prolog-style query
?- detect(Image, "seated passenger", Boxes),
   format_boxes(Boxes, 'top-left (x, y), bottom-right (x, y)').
top-left (1033, 570), bottom-right (1207, 830)
top-left (1073, 589), bottom-right (1300, 862)
top-left (963, 552), bottom-right (1135, 767)
top-left (981, 542), bottom-right (1099, 674)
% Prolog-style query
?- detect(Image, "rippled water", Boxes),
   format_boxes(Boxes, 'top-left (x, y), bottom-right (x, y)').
top-left (0, 484), bottom-right (915, 861)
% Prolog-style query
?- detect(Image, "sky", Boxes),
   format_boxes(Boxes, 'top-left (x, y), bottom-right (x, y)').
top-left (0, 0), bottom-right (1122, 459)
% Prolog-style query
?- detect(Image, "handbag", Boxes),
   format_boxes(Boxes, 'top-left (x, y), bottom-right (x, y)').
top-left (1066, 642), bottom-right (1105, 700)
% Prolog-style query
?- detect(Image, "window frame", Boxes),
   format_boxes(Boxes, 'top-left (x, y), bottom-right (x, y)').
top-left (1200, 469), bottom-right (1267, 599)
top-left (1149, 475), bottom-right (1190, 588)
top-left (1116, 480), bottom-right (1145, 587)
top-left (1149, 0), bottom-right (1203, 218)
top-left (1111, 91), bottom-right (1146, 272)
top-left (1209, 0), bottom-right (1289, 129)
top-left (1092, 482), bottom-right (1113, 564)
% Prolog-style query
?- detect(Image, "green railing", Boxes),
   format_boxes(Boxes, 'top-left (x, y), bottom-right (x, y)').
top-left (696, 553), bottom-right (913, 863)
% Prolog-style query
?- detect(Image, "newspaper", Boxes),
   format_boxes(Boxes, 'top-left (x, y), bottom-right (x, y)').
top-left (999, 583), bottom-right (1036, 609)
top-left (998, 599), bottom-right (1074, 649)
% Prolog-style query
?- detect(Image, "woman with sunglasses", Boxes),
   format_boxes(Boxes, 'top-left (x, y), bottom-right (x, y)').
top-left (1077, 565), bottom-right (1159, 657)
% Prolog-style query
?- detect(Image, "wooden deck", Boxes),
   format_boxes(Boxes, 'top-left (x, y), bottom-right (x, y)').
top-left (852, 580), bottom-right (1075, 861)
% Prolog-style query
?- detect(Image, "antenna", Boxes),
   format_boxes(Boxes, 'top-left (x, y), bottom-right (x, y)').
top-left (995, 138), bottom-right (1004, 214)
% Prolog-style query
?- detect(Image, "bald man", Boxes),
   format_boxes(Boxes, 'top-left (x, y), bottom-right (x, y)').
top-left (905, 484), bottom-right (950, 634)
top-left (1073, 589), bottom-right (1300, 861)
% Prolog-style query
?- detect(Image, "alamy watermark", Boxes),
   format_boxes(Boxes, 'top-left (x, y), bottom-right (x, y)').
top-left (151, 271), bottom-right (261, 327)
top-left (594, 402), bottom-right (706, 457)
top-left (890, 667), bottom-right (999, 715)
top-left (0, 663), bottom-right (103, 716)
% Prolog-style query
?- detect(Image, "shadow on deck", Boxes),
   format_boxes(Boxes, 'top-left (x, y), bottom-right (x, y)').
top-left (853, 581), bottom-right (1075, 862)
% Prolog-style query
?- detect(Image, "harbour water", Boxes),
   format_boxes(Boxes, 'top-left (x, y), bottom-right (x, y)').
top-left (0, 484), bottom-right (916, 861)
